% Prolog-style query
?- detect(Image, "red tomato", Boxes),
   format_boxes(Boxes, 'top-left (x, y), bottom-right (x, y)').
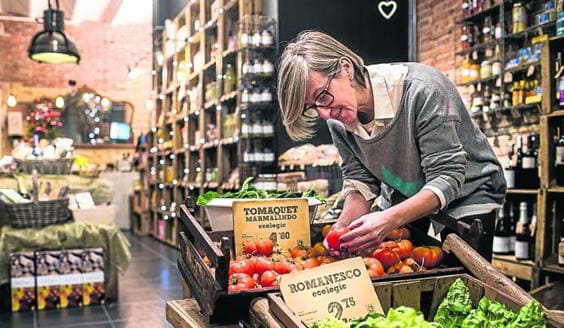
top-left (363, 258), bottom-right (385, 278)
top-left (396, 240), bottom-right (413, 259)
top-left (243, 241), bottom-right (257, 255)
top-left (411, 246), bottom-right (443, 268)
top-left (372, 248), bottom-right (401, 269)
top-left (303, 257), bottom-right (321, 269)
top-left (254, 257), bottom-right (274, 274)
top-left (290, 245), bottom-right (309, 258)
top-left (272, 259), bottom-right (294, 274)
top-left (256, 239), bottom-right (274, 256)
top-left (309, 242), bottom-right (328, 257)
top-left (326, 227), bottom-right (351, 250)
top-left (259, 270), bottom-right (278, 287)
top-left (228, 273), bottom-right (254, 292)
top-left (228, 259), bottom-right (254, 276)
top-left (386, 227), bottom-right (411, 240)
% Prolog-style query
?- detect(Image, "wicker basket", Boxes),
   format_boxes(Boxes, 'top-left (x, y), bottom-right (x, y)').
top-left (5, 198), bottom-right (71, 229)
top-left (16, 158), bottom-right (73, 175)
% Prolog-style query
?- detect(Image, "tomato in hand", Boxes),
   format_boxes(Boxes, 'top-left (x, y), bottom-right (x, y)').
top-left (363, 257), bottom-right (384, 278)
top-left (229, 259), bottom-right (254, 276)
top-left (259, 270), bottom-right (278, 287)
top-left (228, 273), bottom-right (254, 292)
top-left (256, 239), bottom-right (274, 256)
top-left (326, 227), bottom-right (351, 250)
top-left (372, 248), bottom-right (401, 269)
top-left (254, 256), bottom-right (274, 274)
top-left (411, 246), bottom-right (443, 268)
top-left (243, 241), bottom-right (257, 255)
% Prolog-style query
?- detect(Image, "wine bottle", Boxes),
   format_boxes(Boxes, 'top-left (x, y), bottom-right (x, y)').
top-left (555, 127), bottom-right (564, 186)
top-left (504, 144), bottom-right (516, 189)
top-left (493, 207), bottom-right (511, 255)
top-left (515, 202), bottom-right (531, 260)
top-left (508, 202), bottom-right (516, 254)
top-left (520, 135), bottom-right (538, 189)
top-left (515, 136), bottom-right (523, 188)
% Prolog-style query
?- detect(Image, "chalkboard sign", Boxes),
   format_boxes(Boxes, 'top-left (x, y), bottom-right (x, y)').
top-left (275, 0), bottom-right (416, 153)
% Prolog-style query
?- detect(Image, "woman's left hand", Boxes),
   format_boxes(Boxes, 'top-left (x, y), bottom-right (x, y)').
top-left (340, 211), bottom-right (398, 254)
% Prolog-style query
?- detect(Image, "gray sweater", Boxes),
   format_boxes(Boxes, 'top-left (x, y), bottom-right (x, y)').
top-left (328, 63), bottom-right (506, 219)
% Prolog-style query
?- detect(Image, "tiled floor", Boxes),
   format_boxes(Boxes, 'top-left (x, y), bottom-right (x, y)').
top-left (1, 232), bottom-right (183, 328)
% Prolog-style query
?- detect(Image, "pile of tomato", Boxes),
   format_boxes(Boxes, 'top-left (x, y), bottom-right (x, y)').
top-left (227, 226), bottom-right (444, 292)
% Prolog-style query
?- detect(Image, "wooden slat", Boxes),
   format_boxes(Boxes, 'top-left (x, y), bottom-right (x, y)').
top-left (541, 41), bottom-right (553, 114)
top-left (392, 281), bottom-right (421, 310)
top-left (461, 275), bottom-right (485, 306)
top-left (267, 294), bottom-right (307, 328)
top-left (491, 257), bottom-right (535, 281)
top-left (249, 298), bottom-right (283, 328)
top-left (179, 205), bottom-right (226, 264)
top-left (166, 299), bottom-right (209, 328)
top-left (374, 283), bottom-right (392, 313)
top-left (429, 275), bottom-right (459, 319)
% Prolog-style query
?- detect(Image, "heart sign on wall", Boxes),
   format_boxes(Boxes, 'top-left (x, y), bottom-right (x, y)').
top-left (378, 1), bottom-right (398, 20)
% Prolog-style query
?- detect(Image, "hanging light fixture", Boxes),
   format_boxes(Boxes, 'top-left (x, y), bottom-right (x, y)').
top-left (28, 0), bottom-right (80, 64)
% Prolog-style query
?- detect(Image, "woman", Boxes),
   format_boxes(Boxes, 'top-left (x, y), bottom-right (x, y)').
top-left (277, 31), bottom-right (506, 260)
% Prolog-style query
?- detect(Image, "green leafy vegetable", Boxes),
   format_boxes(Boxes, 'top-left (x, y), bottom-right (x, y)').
top-left (312, 316), bottom-right (350, 328)
top-left (507, 301), bottom-right (546, 328)
top-left (195, 177), bottom-right (326, 205)
top-left (461, 297), bottom-right (516, 328)
top-left (196, 191), bottom-right (221, 206)
top-left (434, 278), bottom-right (474, 328)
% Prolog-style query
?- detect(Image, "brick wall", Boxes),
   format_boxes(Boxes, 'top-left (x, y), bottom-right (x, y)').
top-left (0, 18), bottom-right (152, 153)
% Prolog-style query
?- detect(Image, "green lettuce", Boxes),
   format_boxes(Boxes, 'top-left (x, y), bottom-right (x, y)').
top-left (312, 316), bottom-right (350, 328)
top-left (461, 298), bottom-right (516, 328)
top-left (434, 278), bottom-right (474, 328)
top-left (507, 301), bottom-right (546, 328)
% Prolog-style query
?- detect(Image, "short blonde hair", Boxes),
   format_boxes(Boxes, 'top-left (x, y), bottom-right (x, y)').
top-left (277, 31), bottom-right (366, 141)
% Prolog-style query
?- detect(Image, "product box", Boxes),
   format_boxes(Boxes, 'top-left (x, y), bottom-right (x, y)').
top-left (10, 252), bottom-right (36, 312)
top-left (81, 248), bottom-right (105, 306)
top-left (59, 249), bottom-right (83, 308)
top-left (35, 250), bottom-right (62, 310)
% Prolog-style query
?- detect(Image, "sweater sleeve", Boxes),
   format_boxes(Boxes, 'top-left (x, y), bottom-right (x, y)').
top-left (413, 83), bottom-right (468, 209)
top-left (328, 121), bottom-right (381, 201)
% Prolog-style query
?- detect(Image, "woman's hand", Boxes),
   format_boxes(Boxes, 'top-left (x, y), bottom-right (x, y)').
top-left (340, 211), bottom-right (398, 254)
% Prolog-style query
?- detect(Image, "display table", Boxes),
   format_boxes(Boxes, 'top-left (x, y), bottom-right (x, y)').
top-left (0, 221), bottom-right (131, 301)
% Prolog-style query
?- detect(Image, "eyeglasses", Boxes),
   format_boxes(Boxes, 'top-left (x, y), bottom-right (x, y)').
top-left (303, 73), bottom-right (337, 115)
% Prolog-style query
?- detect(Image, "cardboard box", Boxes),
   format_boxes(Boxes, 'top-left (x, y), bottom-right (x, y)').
top-left (10, 252), bottom-right (36, 312)
top-left (59, 249), bottom-right (83, 308)
top-left (36, 250), bottom-right (61, 310)
top-left (81, 248), bottom-right (105, 306)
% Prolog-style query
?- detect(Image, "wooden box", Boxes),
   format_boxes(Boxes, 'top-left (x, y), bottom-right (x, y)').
top-left (266, 273), bottom-right (561, 328)
top-left (176, 205), bottom-right (465, 324)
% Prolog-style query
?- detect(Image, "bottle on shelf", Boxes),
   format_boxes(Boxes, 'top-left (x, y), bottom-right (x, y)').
top-left (508, 202), bottom-right (516, 254)
top-left (482, 16), bottom-right (493, 43)
top-left (520, 134), bottom-right (539, 189)
top-left (512, 2), bottom-right (527, 34)
top-left (261, 29), bottom-right (273, 47)
top-left (470, 84), bottom-right (484, 115)
top-left (493, 207), bottom-right (511, 255)
top-left (504, 144), bottom-right (516, 189)
top-left (223, 64), bottom-right (236, 94)
top-left (461, 25), bottom-right (471, 50)
top-left (555, 127), bottom-right (564, 185)
top-left (515, 201), bottom-right (531, 260)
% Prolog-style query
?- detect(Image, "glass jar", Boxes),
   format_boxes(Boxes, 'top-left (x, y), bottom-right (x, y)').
top-left (480, 60), bottom-right (492, 79)
top-left (262, 59), bottom-right (274, 75)
top-left (512, 3), bottom-right (527, 34)
top-left (261, 30), bottom-right (273, 46)
top-left (241, 89), bottom-right (250, 103)
top-left (261, 89), bottom-right (273, 102)
top-left (491, 60), bottom-right (502, 76)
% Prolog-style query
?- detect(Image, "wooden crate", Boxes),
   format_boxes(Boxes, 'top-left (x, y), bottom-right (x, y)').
top-left (176, 205), bottom-right (465, 324)
top-left (266, 273), bottom-right (563, 328)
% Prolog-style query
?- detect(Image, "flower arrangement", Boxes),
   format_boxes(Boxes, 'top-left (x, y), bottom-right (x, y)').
top-left (25, 97), bottom-right (63, 139)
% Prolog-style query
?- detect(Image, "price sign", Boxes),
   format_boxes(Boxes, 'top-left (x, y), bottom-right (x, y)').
top-left (233, 199), bottom-right (310, 256)
top-left (279, 257), bottom-right (383, 327)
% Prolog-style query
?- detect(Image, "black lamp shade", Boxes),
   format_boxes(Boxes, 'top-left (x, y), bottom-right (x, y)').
top-left (28, 9), bottom-right (80, 64)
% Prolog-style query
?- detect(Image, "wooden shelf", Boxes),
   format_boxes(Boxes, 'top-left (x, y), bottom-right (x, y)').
top-left (504, 61), bottom-right (540, 74)
top-left (492, 255), bottom-right (536, 281)
top-left (455, 40), bottom-right (499, 56)
top-left (505, 21), bottom-right (556, 40)
top-left (506, 189), bottom-right (539, 194)
top-left (456, 74), bottom-right (499, 87)
top-left (542, 264), bottom-right (564, 275)
top-left (547, 110), bottom-right (564, 118)
top-left (548, 186), bottom-right (564, 193)
top-left (456, 2), bottom-right (502, 24)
